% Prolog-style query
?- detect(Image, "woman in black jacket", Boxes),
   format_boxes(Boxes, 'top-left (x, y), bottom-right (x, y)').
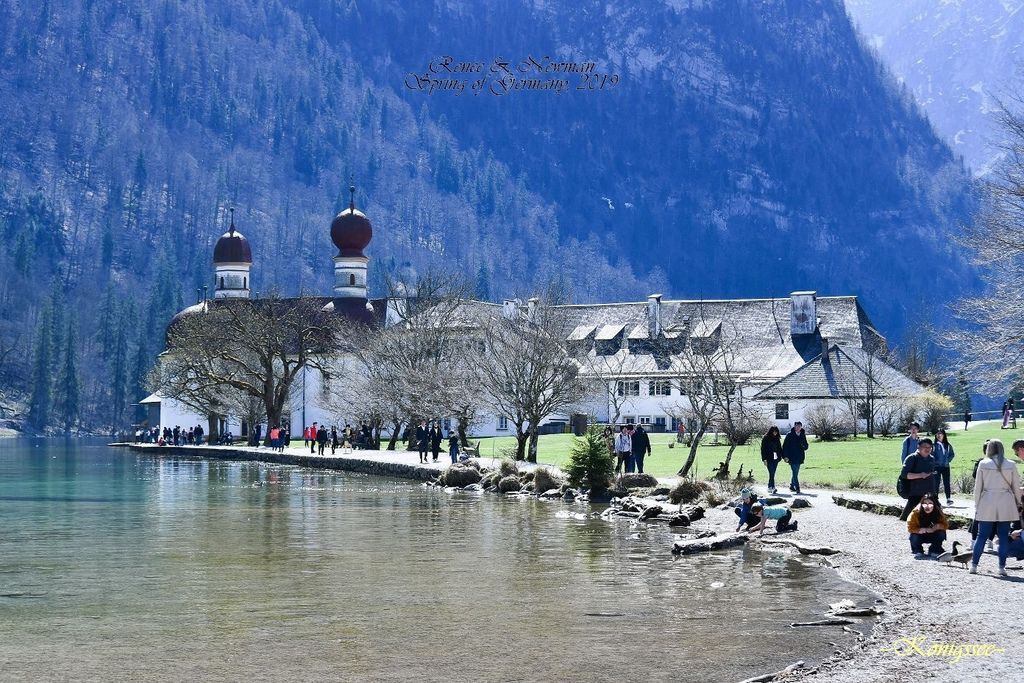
top-left (760, 426), bottom-right (784, 494)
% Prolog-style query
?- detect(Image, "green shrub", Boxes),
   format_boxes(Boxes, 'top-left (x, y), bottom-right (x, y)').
top-left (564, 430), bottom-right (615, 494)
top-left (533, 466), bottom-right (564, 493)
top-left (498, 475), bottom-right (522, 493)
top-left (847, 474), bottom-right (872, 489)
top-left (498, 458), bottom-right (519, 477)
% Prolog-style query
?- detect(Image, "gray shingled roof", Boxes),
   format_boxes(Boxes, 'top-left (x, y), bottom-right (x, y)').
top-left (753, 344), bottom-right (924, 400)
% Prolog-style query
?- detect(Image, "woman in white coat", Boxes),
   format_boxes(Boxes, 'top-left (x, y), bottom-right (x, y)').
top-left (971, 439), bottom-right (1023, 576)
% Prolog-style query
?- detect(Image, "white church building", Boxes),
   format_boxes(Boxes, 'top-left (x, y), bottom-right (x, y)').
top-left (142, 195), bottom-right (925, 439)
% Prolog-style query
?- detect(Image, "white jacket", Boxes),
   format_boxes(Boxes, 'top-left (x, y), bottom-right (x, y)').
top-left (974, 457), bottom-right (1023, 522)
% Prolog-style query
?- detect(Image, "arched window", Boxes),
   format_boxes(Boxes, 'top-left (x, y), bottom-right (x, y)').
top-left (243, 277), bottom-right (247, 289)
top-left (219, 276), bottom-right (224, 288)
top-left (349, 274), bottom-right (356, 286)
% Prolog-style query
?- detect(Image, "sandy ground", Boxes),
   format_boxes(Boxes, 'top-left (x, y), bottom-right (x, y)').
top-left (693, 487), bottom-right (1024, 682)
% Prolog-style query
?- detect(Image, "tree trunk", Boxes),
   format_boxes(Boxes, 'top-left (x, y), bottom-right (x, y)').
top-left (266, 404), bottom-right (281, 446)
top-left (458, 415), bottom-right (469, 448)
top-left (714, 442), bottom-right (738, 479)
top-left (206, 413), bottom-right (219, 443)
top-left (677, 427), bottom-right (706, 476)
top-left (527, 425), bottom-right (539, 463)
top-left (514, 429), bottom-right (528, 460)
top-left (386, 420), bottom-right (401, 450)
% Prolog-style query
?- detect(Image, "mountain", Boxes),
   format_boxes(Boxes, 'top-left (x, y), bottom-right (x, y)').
top-left (0, 0), bottom-right (977, 431)
top-left (845, 0), bottom-right (1024, 175)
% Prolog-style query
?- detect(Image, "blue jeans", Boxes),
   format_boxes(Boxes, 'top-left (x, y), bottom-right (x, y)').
top-left (1007, 536), bottom-right (1024, 560)
top-left (764, 459), bottom-right (779, 489)
top-left (624, 454), bottom-right (636, 473)
top-left (909, 530), bottom-right (946, 554)
top-left (449, 445), bottom-right (459, 464)
top-left (972, 521), bottom-right (1011, 567)
top-left (633, 453), bottom-right (646, 474)
top-left (789, 461), bottom-right (801, 491)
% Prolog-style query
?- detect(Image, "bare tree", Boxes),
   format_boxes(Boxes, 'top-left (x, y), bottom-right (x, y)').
top-left (834, 349), bottom-right (893, 438)
top-left (152, 294), bottom-right (346, 439)
top-left (477, 303), bottom-right (583, 461)
top-left (711, 380), bottom-right (770, 479)
top-left (945, 97), bottom-right (1024, 392)
top-left (582, 349), bottom-right (633, 425)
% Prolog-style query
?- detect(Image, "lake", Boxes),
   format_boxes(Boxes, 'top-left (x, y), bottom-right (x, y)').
top-left (0, 439), bottom-right (872, 681)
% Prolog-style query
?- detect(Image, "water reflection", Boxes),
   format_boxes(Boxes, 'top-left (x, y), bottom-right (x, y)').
top-left (0, 439), bottom-right (873, 682)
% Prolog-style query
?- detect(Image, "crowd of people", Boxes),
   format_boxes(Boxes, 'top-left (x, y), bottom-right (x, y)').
top-left (136, 425), bottom-right (206, 446)
top-left (602, 423), bottom-right (652, 473)
top-left (898, 423), bottom-right (1024, 577)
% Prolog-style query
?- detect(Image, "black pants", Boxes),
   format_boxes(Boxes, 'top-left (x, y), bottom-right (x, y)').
top-left (900, 495), bottom-right (923, 521)
top-left (432, 446), bottom-right (440, 461)
top-left (419, 445), bottom-right (428, 462)
top-left (934, 466), bottom-right (951, 500)
top-left (318, 441), bottom-right (325, 455)
top-left (774, 510), bottom-right (795, 532)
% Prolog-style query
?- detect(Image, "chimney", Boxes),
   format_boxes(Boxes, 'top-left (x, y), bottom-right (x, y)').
top-left (647, 294), bottom-right (663, 338)
top-left (790, 291), bottom-right (817, 336)
top-left (502, 299), bottom-right (518, 319)
top-left (527, 297), bottom-right (539, 323)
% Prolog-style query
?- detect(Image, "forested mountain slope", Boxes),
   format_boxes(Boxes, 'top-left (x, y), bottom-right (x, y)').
top-left (0, 0), bottom-right (977, 431)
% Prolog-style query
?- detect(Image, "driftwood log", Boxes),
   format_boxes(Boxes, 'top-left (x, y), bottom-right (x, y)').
top-left (668, 504), bottom-right (706, 527)
top-left (672, 532), bottom-right (748, 555)
top-left (832, 495), bottom-right (969, 529)
top-left (759, 538), bottom-right (841, 556)
top-left (790, 618), bottom-right (855, 627)
top-left (831, 607), bottom-right (883, 617)
top-left (737, 660), bottom-right (805, 683)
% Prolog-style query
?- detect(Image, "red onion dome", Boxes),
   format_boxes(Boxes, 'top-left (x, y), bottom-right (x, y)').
top-left (330, 186), bottom-right (372, 257)
top-left (213, 212), bottom-right (252, 264)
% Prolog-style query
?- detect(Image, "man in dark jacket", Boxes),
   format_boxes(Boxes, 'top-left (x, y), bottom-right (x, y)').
top-left (899, 438), bottom-right (936, 521)
top-left (430, 423), bottom-right (443, 462)
top-left (415, 421), bottom-right (429, 463)
top-left (782, 421), bottom-right (808, 494)
top-left (316, 424), bottom-right (328, 456)
top-left (630, 424), bottom-right (652, 474)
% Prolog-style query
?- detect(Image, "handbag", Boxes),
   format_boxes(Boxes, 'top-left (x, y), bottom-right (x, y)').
top-left (896, 474), bottom-right (909, 499)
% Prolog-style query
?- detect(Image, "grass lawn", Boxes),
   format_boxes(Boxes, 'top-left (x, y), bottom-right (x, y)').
top-left (472, 421), bottom-right (1023, 492)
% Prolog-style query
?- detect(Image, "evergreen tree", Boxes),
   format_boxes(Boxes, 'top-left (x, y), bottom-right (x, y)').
top-left (56, 317), bottom-right (80, 431)
top-left (28, 304), bottom-right (54, 429)
top-left (951, 372), bottom-right (972, 415)
top-left (110, 323), bottom-right (128, 428)
top-left (474, 263), bottom-right (491, 302)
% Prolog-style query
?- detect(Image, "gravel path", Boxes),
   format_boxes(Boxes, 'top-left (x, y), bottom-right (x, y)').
top-left (697, 488), bottom-right (1024, 681)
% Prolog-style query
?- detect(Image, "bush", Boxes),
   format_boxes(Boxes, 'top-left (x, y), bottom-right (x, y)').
top-left (669, 478), bottom-right (712, 504)
top-left (497, 475), bottom-right (522, 493)
top-left (498, 458), bottom-right (519, 477)
top-left (846, 474), bottom-right (872, 490)
top-left (955, 471), bottom-right (974, 495)
top-left (804, 404), bottom-right (846, 441)
top-left (919, 391), bottom-right (952, 435)
top-left (533, 466), bottom-right (564, 493)
top-left (440, 465), bottom-right (482, 487)
top-left (874, 402), bottom-right (899, 437)
top-left (703, 490), bottom-right (727, 507)
top-left (564, 430), bottom-right (616, 494)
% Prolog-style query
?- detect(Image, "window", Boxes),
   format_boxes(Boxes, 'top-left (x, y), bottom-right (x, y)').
top-left (857, 402), bottom-right (870, 420)
top-left (775, 403), bottom-right (789, 420)
top-left (497, 416), bottom-right (508, 431)
top-left (442, 418), bottom-right (452, 432)
top-left (639, 416), bottom-right (652, 425)
top-left (649, 380), bottom-right (671, 396)
top-left (617, 381), bottom-right (640, 397)
top-left (623, 415), bottom-right (636, 426)
top-left (654, 416), bottom-right (667, 431)
top-left (219, 276), bottom-right (224, 288)
top-left (243, 277), bottom-right (247, 289)
top-left (349, 274), bottom-right (356, 286)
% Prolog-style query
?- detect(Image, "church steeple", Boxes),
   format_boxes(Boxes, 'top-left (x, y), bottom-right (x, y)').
top-left (212, 207), bottom-right (252, 299)
top-left (328, 182), bottom-right (374, 322)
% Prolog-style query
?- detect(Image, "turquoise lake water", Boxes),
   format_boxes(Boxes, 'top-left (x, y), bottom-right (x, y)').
top-left (0, 439), bottom-right (872, 682)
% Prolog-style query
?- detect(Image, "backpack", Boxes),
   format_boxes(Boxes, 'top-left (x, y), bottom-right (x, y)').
top-left (896, 475), bottom-right (909, 499)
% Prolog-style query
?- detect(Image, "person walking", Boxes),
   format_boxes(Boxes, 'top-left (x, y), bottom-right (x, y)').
top-left (760, 426), bottom-right (784, 495)
top-left (253, 423), bottom-right (261, 448)
top-left (269, 425), bottom-right (281, 452)
top-left (330, 426), bottom-right (339, 455)
top-left (630, 423), bottom-right (652, 474)
top-left (448, 430), bottom-right (460, 464)
top-left (906, 494), bottom-right (948, 558)
top-left (304, 424), bottom-right (312, 448)
top-left (900, 422), bottom-right (920, 463)
top-left (309, 422), bottom-right (318, 454)
top-left (970, 439), bottom-right (1023, 576)
top-left (1002, 400), bottom-right (1011, 429)
top-left (316, 424), bottom-right (328, 456)
top-left (416, 421), bottom-right (429, 464)
top-left (932, 429), bottom-right (956, 506)
top-left (782, 421), bottom-right (808, 494)
top-left (430, 422), bottom-right (443, 462)
top-left (899, 438), bottom-right (936, 521)
top-left (614, 425), bottom-right (631, 474)
top-left (964, 409), bottom-right (971, 431)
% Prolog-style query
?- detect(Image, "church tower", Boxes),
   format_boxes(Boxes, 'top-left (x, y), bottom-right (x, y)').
top-left (329, 185), bottom-right (374, 323)
top-left (212, 208), bottom-right (252, 299)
